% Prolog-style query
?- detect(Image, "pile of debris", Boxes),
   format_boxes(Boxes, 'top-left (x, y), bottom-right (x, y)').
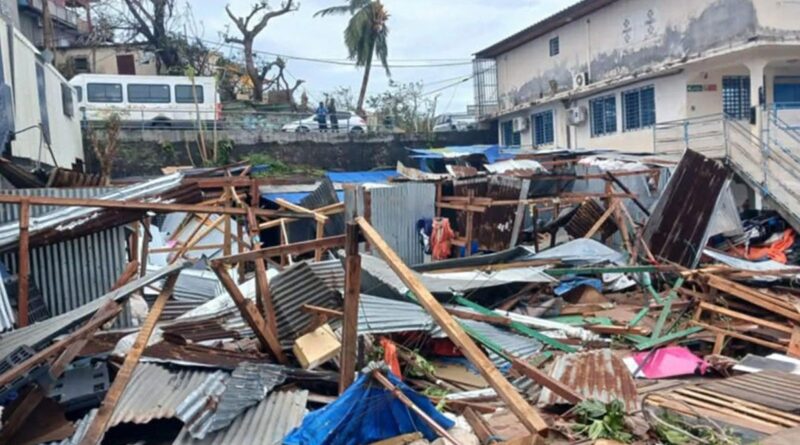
top-left (0, 149), bottom-right (799, 445)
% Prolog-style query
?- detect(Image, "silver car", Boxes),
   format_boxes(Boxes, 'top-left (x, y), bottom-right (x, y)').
top-left (281, 111), bottom-right (367, 133)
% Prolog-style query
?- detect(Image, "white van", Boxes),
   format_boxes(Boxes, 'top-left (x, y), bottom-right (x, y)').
top-left (69, 74), bottom-right (219, 126)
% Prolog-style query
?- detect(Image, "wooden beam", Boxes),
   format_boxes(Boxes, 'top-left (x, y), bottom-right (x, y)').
top-left (509, 355), bottom-right (583, 405)
top-left (211, 264), bottom-right (288, 364)
top-left (704, 274), bottom-right (800, 322)
top-left (78, 274), bottom-right (179, 445)
top-left (0, 194), bottom-right (316, 219)
top-left (583, 201), bottom-right (617, 239)
top-left (17, 198), bottom-right (30, 327)
top-left (339, 222), bottom-right (361, 394)
top-left (463, 407), bottom-right (494, 444)
top-left (0, 300), bottom-right (122, 390)
top-left (356, 217), bottom-right (548, 435)
top-left (247, 209), bottom-right (280, 347)
top-left (301, 304), bottom-right (344, 318)
top-left (274, 198), bottom-right (328, 223)
top-left (212, 235), bottom-right (346, 265)
top-left (139, 217), bottom-right (151, 276)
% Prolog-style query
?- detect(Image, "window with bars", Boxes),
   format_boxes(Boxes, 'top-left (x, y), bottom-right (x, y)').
top-left (722, 76), bottom-right (751, 119)
top-left (501, 120), bottom-right (521, 146)
top-left (532, 110), bottom-right (554, 146)
top-left (549, 37), bottom-right (559, 57)
top-left (590, 95), bottom-right (617, 137)
top-left (622, 85), bottom-right (655, 131)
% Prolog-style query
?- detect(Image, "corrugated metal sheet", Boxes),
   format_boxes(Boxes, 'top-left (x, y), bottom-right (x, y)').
top-left (538, 349), bottom-right (639, 412)
top-left (172, 390), bottom-right (308, 445)
top-left (44, 409), bottom-right (97, 445)
top-left (177, 362), bottom-right (287, 439)
top-left (0, 187), bottom-right (118, 223)
top-left (0, 260), bottom-right (191, 360)
top-left (642, 150), bottom-right (730, 267)
top-left (1, 225), bottom-right (129, 325)
top-left (358, 294), bottom-right (436, 335)
top-left (699, 370), bottom-right (800, 412)
top-left (110, 363), bottom-right (218, 427)
top-left (370, 183), bottom-right (436, 266)
top-left (307, 259), bottom-right (345, 291)
top-left (0, 271), bottom-right (14, 331)
top-left (0, 173), bottom-right (185, 249)
top-left (445, 318), bottom-right (543, 368)
top-left (271, 262), bottom-right (341, 348)
top-left (564, 199), bottom-right (617, 239)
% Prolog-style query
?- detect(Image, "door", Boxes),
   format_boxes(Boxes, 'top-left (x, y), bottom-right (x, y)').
top-left (116, 55), bottom-right (136, 75)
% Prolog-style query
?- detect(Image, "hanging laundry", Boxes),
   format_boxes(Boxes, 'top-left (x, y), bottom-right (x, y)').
top-left (430, 217), bottom-right (455, 260)
top-left (380, 337), bottom-right (402, 379)
top-left (416, 218), bottom-right (433, 255)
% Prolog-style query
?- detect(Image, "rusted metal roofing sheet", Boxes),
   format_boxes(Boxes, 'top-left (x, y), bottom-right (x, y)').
top-left (172, 390), bottom-right (308, 445)
top-left (453, 176), bottom-right (525, 252)
top-left (109, 363), bottom-right (219, 427)
top-left (699, 371), bottom-right (800, 413)
top-left (538, 349), bottom-right (639, 412)
top-left (0, 187), bottom-right (118, 223)
top-left (564, 199), bottom-right (617, 239)
top-left (642, 150), bottom-right (730, 267)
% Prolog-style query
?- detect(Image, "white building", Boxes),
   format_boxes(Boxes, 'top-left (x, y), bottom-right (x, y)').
top-left (0, 14), bottom-right (83, 168)
top-left (475, 0), bottom-right (800, 152)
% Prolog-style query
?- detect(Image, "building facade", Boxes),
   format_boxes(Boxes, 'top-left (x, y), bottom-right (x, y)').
top-left (475, 0), bottom-right (800, 152)
top-left (17, 0), bottom-right (91, 49)
top-left (55, 44), bottom-right (158, 78)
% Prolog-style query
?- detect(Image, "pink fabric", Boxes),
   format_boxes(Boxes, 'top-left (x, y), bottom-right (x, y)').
top-left (632, 346), bottom-right (708, 379)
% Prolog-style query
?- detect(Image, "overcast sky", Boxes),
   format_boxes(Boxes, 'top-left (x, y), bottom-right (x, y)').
top-left (193, 0), bottom-right (577, 114)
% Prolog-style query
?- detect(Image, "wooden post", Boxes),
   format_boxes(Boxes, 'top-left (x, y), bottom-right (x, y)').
top-left (465, 190), bottom-right (475, 257)
top-left (509, 179), bottom-right (531, 248)
top-left (78, 273), bottom-right (179, 445)
top-left (247, 209), bottom-right (279, 340)
top-left (139, 217), bottom-right (151, 278)
top-left (356, 217), bottom-right (548, 435)
top-left (339, 222), bottom-right (361, 394)
top-left (17, 198), bottom-right (30, 327)
top-left (314, 220), bottom-right (326, 261)
top-left (129, 222), bottom-right (140, 265)
top-left (236, 217), bottom-right (246, 283)
top-left (211, 263), bottom-right (288, 364)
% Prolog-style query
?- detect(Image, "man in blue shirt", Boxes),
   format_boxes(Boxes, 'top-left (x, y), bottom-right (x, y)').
top-left (316, 102), bottom-right (328, 131)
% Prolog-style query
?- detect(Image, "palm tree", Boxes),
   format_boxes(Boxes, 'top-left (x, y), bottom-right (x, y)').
top-left (315, 0), bottom-right (390, 116)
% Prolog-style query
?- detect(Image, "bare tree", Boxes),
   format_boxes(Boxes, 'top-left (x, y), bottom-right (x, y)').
top-left (118, 0), bottom-right (182, 72)
top-left (89, 114), bottom-right (122, 185)
top-left (224, 1), bottom-right (298, 102)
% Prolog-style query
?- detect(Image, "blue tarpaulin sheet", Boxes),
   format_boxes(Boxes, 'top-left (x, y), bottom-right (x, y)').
top-left (283, 372), bottom-right (454, 445)
top-left (261, 191), bottom-right (345, 205)
top-left (327, 170), bottom-right (398, 184)
top-left (407, 145), bottom-right (511, 164)
top-left (554, 277), bottom-right (603, 296)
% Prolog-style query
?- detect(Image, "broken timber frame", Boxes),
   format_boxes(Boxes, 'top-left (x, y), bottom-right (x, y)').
top-left (356, 216), bottom-right (549, 435)
top-left (339, 222), bottom-right (361, 393)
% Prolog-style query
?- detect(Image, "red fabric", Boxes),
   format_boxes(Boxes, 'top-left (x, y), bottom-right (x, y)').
top-left (380, 338), bottom-right (402, 379)
top-left (732, 229), bottom-right (795, 264)
top-left (431, 217), bottom-right (455, 260)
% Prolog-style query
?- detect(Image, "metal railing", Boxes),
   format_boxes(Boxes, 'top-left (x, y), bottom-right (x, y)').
top-left (654, 113), bottom-right (800, 226)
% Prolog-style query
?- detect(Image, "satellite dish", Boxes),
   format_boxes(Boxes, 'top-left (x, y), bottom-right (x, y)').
top-left (41, 49), bottom-right (54, 64)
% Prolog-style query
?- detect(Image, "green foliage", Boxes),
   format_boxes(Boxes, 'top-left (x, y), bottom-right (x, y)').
top-left (572, 400), bottom-right (633, 443)
top-left (216, 139), bottom-right (234, 166)
top-left (244, 153), bottom-right (324, 178)
top-left (406, 350), bottom-right (435, 378)
top-left (314, 0), bottom-right (390, 73)
top-left (653, 411), bottom-right (741, 445)
top-left (367, 80), bottom-right (435, 133)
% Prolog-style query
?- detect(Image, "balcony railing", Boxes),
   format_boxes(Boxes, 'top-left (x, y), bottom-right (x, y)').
top-left (18, 0), bottom-right (86, 30)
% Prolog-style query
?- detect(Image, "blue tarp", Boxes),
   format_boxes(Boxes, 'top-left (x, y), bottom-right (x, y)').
top-left (261, 191), bottom-right (345, 205)
top-left (554, 277), bottom-right (603, 296)
top-left (407, 145), bottom-right (511, 164)
top-left (283, 372), bottom-right (454, 445)
top-left (327, 170), bottom-right (398, 184)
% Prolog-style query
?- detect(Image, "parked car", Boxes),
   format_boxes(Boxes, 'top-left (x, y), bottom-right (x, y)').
top-left (432, 113), bottom-right (477, 132)
top-left (281, 111), bottom-right (367, 133)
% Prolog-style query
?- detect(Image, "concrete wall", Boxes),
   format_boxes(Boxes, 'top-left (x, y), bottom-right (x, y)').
top-left (55, 46), bottom-right (158, 77)
top-left (86, 129), bottom-right (498, 178)
top-left (495, 0), bottom-right (799, 110)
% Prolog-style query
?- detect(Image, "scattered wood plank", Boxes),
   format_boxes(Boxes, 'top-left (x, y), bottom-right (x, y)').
top-left (211, 235), bottom-right (346, 265)
top-left (357, 217), bottom-right (549, 435)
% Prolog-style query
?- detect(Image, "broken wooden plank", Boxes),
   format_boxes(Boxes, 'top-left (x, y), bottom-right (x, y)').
top-left (704, 274), bottom-right (800, 323)
top-left (509, 355), bottom-right (584, 405)
top-left (18, 198), bottom-right (30, 327)
top-left (357, 217), bottom-right (549, 435)
top-left (78, 274), bottom-right (179, 445)
top-left (212, 264), bottom-right (288, 364)
top-left (340, 222), bottom-right (361, 394)
top-left (211, 235), bottom-right (346, 265)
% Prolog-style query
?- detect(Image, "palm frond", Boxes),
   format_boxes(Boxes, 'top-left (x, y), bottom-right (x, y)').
top-left (314, 5), bottom-right (351, 17)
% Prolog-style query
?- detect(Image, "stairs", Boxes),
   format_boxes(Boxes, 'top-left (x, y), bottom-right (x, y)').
top-left (654, 113), bottom-right (800, 231)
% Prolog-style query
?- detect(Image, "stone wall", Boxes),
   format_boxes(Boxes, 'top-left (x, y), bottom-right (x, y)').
top-left (84, 128), bottom-right (498, 177)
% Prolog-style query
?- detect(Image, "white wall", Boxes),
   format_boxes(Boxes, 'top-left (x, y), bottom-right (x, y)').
top-left (1, 18), bottom-right (83, 167)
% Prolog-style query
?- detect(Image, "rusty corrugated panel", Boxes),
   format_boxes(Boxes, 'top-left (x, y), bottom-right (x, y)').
top-left (371, 183), bottom-right (436, 265)
top-left (538, 349), bottom-right (639, 412)
top-left (564, 199), bottom-right (617, 239)
top-left (143, 342), bottom-right (270, 370)
top-left (642, 150), bottom-right (730, 267)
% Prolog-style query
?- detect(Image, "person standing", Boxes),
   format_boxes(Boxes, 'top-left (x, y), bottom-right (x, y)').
top-left (315, 101), bottom-right (328, 131)
top-left (328, 99), bottom-right (339, 132)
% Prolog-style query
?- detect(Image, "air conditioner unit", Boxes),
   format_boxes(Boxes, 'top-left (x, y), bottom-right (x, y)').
top-left (573, 71), bottom-right (590, 89)
top-left (568, 106), bottom-right (588, 126)
top-left (512, 116), bottom-right (529, 133)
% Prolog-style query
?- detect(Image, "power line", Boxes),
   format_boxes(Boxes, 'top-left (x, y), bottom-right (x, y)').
top-left (201, 38), bottom-right (474, 68)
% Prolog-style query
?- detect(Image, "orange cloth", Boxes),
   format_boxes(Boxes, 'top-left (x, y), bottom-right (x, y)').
top-left (431, 217), bottom-right (455, 260)
top-left (380, 337), bottom-right (402, 379)
top-left (732, 229), bottom-right (796, 264)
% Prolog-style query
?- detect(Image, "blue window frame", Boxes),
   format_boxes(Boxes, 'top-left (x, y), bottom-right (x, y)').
top-left (590, 95), bottom-right (617, 137)
top-left (501, 120), bottom-right (521, 146)
top-left (775, 76), bottom-right (800, 107)
top-left (622, 85), bottom-right (655, 131)
top-left (722, 76), bottom-right (751, 119)
top-left (532, 110), bottom-right (554, 146)
top-left (549, 37), bottom-right (559, 57)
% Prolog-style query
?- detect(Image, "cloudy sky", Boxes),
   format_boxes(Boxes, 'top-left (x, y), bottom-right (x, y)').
top-left (192, 0), bottom-right (577, 114)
